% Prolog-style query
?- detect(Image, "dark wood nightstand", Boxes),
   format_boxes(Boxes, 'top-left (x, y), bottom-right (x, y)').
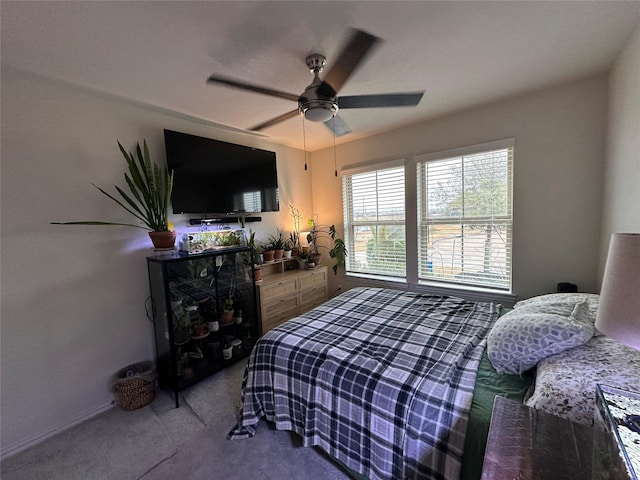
top-left (481, 396), bottom-right (593, 480)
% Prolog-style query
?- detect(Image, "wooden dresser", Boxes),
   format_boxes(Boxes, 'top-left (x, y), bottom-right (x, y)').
top-left (256, 259), bottom-right (328, 334)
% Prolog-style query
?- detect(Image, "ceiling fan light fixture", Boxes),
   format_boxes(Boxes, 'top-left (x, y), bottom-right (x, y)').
top-left (299, 99), bottom-right (338, 123)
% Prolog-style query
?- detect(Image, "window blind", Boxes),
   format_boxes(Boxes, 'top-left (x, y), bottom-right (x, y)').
top-left (342, 165), bottom-right (406, 278)
top-left (416, 146), bottom-right (513, 290)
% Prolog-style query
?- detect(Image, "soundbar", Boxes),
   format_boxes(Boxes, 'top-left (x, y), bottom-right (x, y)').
top-left (189, 216), bottom-right (262, 225)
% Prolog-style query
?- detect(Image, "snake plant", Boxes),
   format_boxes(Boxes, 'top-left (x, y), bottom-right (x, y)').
top-left (52, 140), bottom-right (173, 232)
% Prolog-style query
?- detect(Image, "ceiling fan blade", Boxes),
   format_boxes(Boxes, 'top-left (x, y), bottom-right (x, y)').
top-left (207, 74), bottom-right (299, 102)
top-left (319, 28), bottom-right (381, 98)
top-left (338, 92), bottom-right (424, 109)
top-left (249, 109), bottom-right (300, 132)
top-left (323, 116), bottom-right (352, 137)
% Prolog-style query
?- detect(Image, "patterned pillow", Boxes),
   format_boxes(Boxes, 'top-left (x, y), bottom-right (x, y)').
top-left (525, 335), bottom-right (640, 425)
top-left (487, 301), bottom-right (594, 374)
top-left (514, 293), bottom-right (600, 324)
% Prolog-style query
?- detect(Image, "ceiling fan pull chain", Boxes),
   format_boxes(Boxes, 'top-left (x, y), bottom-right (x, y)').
top-left (333, 117), bottom-right (338, 177)
top-left (302, 116), bottom-right (308, 171)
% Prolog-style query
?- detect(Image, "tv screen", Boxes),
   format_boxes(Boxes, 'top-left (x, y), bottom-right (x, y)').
top-left (164, 129), bottom-right (279, 215)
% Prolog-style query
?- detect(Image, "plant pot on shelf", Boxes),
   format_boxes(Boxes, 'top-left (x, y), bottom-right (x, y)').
top-left (262, 250), bottom-right (275, 262)
top-left (273, 249), bottom-right (285, 260)
top-left (297, 259), bottom-right (307, 270)
top-left (191, 324), bottom-right (210, 340)
top-left (254, 266), bottom-right (262, 282)
top-left (310, 253), bottom-right (322, 266)
top-left (220, 309), bottom-right (234, 326)
top-left (283, 249), bottom-right (292, 259)
top-left (291, 247), bottom-right (300, 257)
top-left (149, 231), bottom-right (177, 249)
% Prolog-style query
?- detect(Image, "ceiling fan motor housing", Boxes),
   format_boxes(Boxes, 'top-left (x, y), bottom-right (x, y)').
top-left (299, 54), bottom-right (339, 122)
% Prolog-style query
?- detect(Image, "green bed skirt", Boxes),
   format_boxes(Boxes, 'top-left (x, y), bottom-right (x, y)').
top-left (459, 351), bottom-right (534, 480)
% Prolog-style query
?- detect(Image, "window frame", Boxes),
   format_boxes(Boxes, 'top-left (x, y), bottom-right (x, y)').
top-left (415, 138), bottom-right (514, 292)
top-left (340, 138), bottom-right (515, 300)
top-left (341, 158), bottom-right (407, 280)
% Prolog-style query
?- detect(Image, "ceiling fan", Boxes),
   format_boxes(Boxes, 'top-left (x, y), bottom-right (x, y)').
top-left (207, 28), bottom-right (424, 137)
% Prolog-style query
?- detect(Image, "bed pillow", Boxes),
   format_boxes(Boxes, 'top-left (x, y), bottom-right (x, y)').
top-left (514, 293), bottom-right (600, 323)
top-left (525, 335), bottom-right (640, 425)
top-left (487, 301), bottom-right (594, 374)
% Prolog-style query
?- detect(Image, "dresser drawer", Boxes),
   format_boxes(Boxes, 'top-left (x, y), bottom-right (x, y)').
top-left (262, 303), bottom-right (300, 333)
top-left (299, 268), bottom-right (327, 292)
top-left (261, 277), bottom-right (298, 301)
top-left (264, 294), bottom-right (299, 317)
top-left (300, 284), bottom-right (328, 313)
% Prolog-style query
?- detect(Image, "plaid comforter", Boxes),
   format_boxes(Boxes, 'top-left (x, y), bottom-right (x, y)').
top-left (229, 287), bottom-right (498, 480)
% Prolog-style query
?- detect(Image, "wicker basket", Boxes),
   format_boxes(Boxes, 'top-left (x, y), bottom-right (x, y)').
top-left (112, 361), bottom-right (156, 411)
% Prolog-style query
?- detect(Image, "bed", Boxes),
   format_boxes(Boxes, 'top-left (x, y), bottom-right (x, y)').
top-left (228, 287), bottom-right (639, 480)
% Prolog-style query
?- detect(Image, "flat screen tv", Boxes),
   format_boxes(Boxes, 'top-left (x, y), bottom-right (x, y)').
top-left (164, 129), bottom-right (279, 215)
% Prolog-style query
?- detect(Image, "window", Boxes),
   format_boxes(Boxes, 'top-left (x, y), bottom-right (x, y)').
top-left (342, 164), bottom-right (406, 278)
top-left (416, 141), bottom-right (513, 290)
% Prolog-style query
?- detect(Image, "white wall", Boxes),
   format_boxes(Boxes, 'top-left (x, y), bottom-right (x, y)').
top-left (311, 75), bottom-right (608, 301)
top-left (0, 70), bottom-right (313, 457)
top-left (600, 23), bottom-right (640, 275)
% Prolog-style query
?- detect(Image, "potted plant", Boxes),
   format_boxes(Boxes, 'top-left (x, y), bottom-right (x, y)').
top-left (267, 229), bottom-right (286, 260)
top-left (283, 239), bottom-right (293, 259)
top-left (289, 231), bottom-right (300, 257)
top-left (262, 245), bottom-right (275, 263)
top-left (51, 140), bottom-right (176, 248)
top-left (297, 250), bottom-right (310, 270)
top-left (306, 219), bottom-right (348, 275)
top-left (220, 296), bottom-right (234, 325)
top-left (244, 229), bottom-right (263, 282)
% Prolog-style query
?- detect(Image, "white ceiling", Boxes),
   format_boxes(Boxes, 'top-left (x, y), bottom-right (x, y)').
top-left (2, 1), bottom-right (639, 151)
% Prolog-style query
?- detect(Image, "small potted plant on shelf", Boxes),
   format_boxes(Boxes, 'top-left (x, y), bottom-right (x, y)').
top-left (245, 229), bottom-right (263, 282)
top-left (267, 229), bottom-right (286, 260)
top-left (51, 140), bottom-right (176, 249)
top-left (283, 239), bottom-right (293, 259)
top-left (262, 245), bottom-right (275, 263)
top-left (297, 250), bottom-right (310, 270)
top-left (220, 296), bottom-right (234, 325)
top-left (289, 231), bottom-right (300, 257)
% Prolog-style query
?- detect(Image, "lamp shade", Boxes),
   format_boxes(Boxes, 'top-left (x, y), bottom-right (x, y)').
top-left (595, 233), bottom-right (640, 350)
top-left (299, 231), bottom-right (311, 247)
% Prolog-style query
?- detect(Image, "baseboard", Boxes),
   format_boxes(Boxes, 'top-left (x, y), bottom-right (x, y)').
top-left (0, 401), bottom-right (115, 461)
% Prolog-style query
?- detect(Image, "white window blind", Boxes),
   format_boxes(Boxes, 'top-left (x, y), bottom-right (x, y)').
top-left (342, 165), bottom-right (406, 278)
top-left (416, 145), bottom-right (513, 290)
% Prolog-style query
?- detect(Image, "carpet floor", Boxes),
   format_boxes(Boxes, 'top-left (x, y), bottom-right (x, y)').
top-left (1, 360), bottom-right (351, 480)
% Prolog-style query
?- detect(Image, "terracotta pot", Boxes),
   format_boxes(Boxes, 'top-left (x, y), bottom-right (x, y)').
top-left (149, 230), bottom-right (177, 249)
top-left (291, 247), bottom-right (300, 257)
top-left (191, 324), bottom-right (209, 338)
top-left (274, 249), bottom-right (285, 260)
top-left (262, 250), bottom-right (275, 262)
top-left (254, 268), bottom-right (262, 282)
top-left (310, 253), bottom-right (322, 265)
top-left (220, 309), bottom-right (234, 326)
